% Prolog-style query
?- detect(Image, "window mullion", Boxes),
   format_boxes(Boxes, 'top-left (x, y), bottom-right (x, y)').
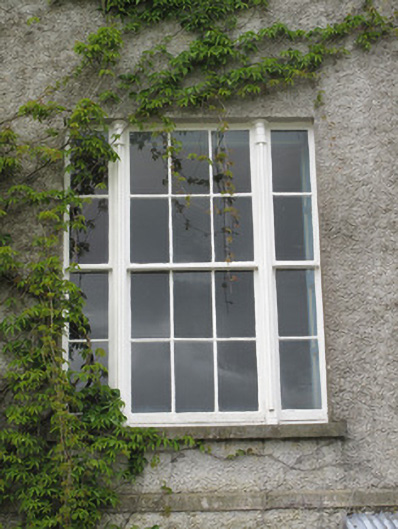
top-left (112, 122), bottom-right (131, 407)
top-left (253, 120), bottom-right (279, 424)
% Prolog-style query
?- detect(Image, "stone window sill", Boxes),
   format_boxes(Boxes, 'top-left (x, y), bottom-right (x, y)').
top-left (157, 421), bottom-right (347, 440)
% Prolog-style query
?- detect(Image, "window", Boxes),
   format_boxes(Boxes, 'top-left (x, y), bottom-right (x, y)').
top-left (66, 120), bottom-right (327, 426)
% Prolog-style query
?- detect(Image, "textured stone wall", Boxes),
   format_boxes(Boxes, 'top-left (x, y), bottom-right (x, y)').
top-left (1, 0), bottom-right (397, 527)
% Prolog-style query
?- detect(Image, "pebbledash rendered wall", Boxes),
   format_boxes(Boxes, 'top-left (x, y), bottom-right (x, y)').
top-left (1, 0), bottom-right (397, 528)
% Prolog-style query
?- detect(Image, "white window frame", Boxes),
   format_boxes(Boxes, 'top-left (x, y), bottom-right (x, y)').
top-left (268, 123), bottom-right (327, 424)
top-left (66, 119), bottom-right (328, 427)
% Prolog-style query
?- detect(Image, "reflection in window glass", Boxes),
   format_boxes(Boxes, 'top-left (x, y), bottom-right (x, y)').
top-left (174, 272), bottom-right (212, 338)
top-left (131, 273), bottom-right (170, 338)
top-left (69, 273), bottom-right (108, 339)
top-left (215, 271), bottom-right (255, 338)
top-left (70, 199), bottom-right (108, 264)
top-left (172, 131), bottom-right (209, 194)
top-left (131, 342), bottom-right (171, 413)
top-left (70, 132), bottom-right (109, 195)
top-left (173, 198), bottom-right (211, 262)
top-left (212, 130), bottom-right (251, 193)
top-left (130, 132), bottom-right (168, 194)
top-left (218, 341), bottom-right (258, 411)
top-left (273, 196), bottom-right (313, 260)
top-left (276, 270), bottom-right (317, 337)
top-left (175, 342), bottom-right (214, 412)
top-left (131, 198), bottom-right (169, 263)
top-left (271, 131), bottom-right (310, 193)
top-left (214, 197), bottom-right (254, 262)
top-left (69, 342), bottom-right (108, 386)
top-left (279, 340), bottom-right (321, 409)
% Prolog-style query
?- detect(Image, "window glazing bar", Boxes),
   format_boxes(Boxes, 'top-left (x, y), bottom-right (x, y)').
top-left (130, 337), bottom-right (257, 343)
top-left (278, 335), bottom-right (318, 340)
top-left (69, 263), bottom-right (112, 271)
top-left (273, 261), bottom-right (319, 268)
top-left (127, 262), bottom-right (258, 271)
top-left (272, 192), bottom-right (312, 197)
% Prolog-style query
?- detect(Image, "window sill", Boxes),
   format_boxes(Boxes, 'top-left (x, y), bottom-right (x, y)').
top-left (156, 421), bottom-right (347, 440)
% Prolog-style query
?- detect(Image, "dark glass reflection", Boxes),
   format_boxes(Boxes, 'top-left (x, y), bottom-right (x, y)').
top-left (175, 342), bottom-right (214, 412)
top-left (131, 342), bottom-right (171, 413)
top-left (212, 130), bottom-right (251, 193)
top-left (218, 341), bottom-right (258, 411)
top-left (130, 132), bottom-right (168, 194)
top-left (70, 199), bottom-right (108, 264)
top-left (171, 131), bottom-right (209, 194)
top-left (69, 341), bottom-right (108, 386)
top-left (131, 273), bottom-right (170, 338)
top-left (173, 198), bottom-right (211, 262)
top-left (131, 198), bottom-right (169, 263)
top-left (279, 339), bottom-right (321, 409)
top-left (214, 197), bottom-right (254, 261)
top-left (70, 132), bottom-right (109, 195)
top-left (271, 131), bottom-right (310, 193)
top-left (273, 196), bottom-right (313, 260)
top-left (276, 270), bottom-right (317, 337)
top-left (69, 274), bottom-right (108, 339)
top-left (215, 271), bottom-right (255, 338)
top-left (174, 272), bottom-right (212, 338)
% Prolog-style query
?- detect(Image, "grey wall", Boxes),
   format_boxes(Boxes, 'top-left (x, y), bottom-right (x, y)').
top-left (1, 0), bottom-right (397, 528)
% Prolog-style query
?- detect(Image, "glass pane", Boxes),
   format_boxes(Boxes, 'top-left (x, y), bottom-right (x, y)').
top-left (276, 270), bottom-right (317, 337)
top-left (131, 198), bottom-right (169, 263)
top-left (174, 272), bottom-right (212, 338)
top-left (71, 173), bottom-right (108, 196)
top-left (70, 133), bottom-right (109, 195)
top-left (130, 132), bottom-right (168, 194)
top-left (131, 273), bottom-right (170, 338)
top-left (214, 197), bottom-right (253, 261)
top-left (171, 131), bottom-right (209, 194)
top-left (131, 342), bottom-right (171, 413)
top-left (212, 130), bottom-right (251, 193)
top-left (69, 341), bottom-right (108, 386)
top-left (271, 131), bottom-right (310, 192)
top-left (218, 341), bottom-right (258, 411)
top-left (215, 271), bottom-right (255, 338)
top-left (70, 199), bottom-right (108, 264)
top-left (173, 197), bottom-right (211, 262)
top-left (273, 196), bottom-right (313, 260)
top-left (69, 274), bottom-right (108, 339)
top-left (175, 342), bottom-right (214, 412)
top-left (280, 340), bottom-right (321, 409)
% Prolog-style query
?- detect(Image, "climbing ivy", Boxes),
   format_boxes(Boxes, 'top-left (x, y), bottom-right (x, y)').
top-left (103, 0), bottom-right (268, 32)
top-left (0, 0), bottom-right (396, 527)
